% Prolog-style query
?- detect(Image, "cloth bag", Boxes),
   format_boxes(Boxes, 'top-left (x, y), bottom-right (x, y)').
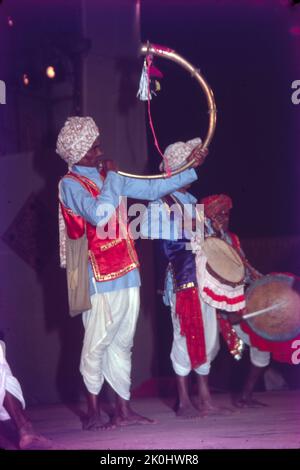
top-left (65, 233), bottom-right (92, 317)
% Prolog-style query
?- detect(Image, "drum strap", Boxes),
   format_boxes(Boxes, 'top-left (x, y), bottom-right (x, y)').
top-left (162, 194), bottom-right (187, 217)
top-left (161, 194), bottom-right (199, 233)
top-left (228, 232), bottom-right (241, 251)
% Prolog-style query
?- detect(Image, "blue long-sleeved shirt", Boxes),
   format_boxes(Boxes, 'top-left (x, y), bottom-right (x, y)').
top-left (140, 190), bottom-right (198, 305)
top-left (59, 165), bottom-right (198, 294)
top-left (140, 190), bottom-right (197, 241)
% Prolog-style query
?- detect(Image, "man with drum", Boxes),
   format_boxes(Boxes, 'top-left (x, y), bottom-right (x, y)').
top-left (201, 194), bottom-right (270, 407)
top-left (141, 139), bottom-right (223, 418)
top-left (202, 194), bottom-right (300, 407)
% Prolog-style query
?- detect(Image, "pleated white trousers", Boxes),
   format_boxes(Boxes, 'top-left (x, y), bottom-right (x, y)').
top-left (0, 341), bottom-right (25, 421)
top-left (170, 292), bottom-right (219, 376)
top-left (80, 287), bottom-right (140, 400)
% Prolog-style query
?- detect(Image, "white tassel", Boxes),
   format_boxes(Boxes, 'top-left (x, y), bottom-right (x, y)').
top-left (137, 60), bottom-right (151, 101)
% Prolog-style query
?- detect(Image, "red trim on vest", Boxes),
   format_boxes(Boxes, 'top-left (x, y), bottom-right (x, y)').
top-left (60, 171), bottom-right (139, 282)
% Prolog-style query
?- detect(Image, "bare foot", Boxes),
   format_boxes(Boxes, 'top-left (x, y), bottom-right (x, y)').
top-left (234, 397), bottom-right (269, 408)
top-left (19, 424), bottom-right (54, 450)
top-left (176, 404), bottom-right (201, 419)
top-left (19, 434), bottom-right (55, 450)
top-left (197, 402), bottom-right (234, 417)
top-left (111, 409), bottom-right (156, 427)
top-left (82, 413), bottom-right (115, 431)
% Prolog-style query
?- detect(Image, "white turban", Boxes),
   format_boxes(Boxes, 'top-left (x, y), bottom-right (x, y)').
top-left (160, 137), bottom-right (202, 172)
top-left (56, 116), bottom-right (100, 167)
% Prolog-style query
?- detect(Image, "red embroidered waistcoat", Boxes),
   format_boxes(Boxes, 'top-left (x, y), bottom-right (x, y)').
top-left (60, 172), bottom-right (139, 282)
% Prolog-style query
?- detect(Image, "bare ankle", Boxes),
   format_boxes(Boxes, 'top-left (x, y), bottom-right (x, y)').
top-left (19, 421), bottom-right (34, 437)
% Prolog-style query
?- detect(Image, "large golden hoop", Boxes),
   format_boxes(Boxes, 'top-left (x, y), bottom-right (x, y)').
top-left (117, 43), bottom-right (217, 179)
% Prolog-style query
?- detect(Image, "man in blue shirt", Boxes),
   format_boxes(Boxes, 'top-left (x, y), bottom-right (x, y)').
top-left (141, 138), bottom-right (220, 418)
top-left (56, 117), bottom-right (207, 430)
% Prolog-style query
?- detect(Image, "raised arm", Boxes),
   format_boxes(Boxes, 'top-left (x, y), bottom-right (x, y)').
top-left (59, 171), bottom-right (125, 226)
top-left (122, 168), bottom-right (197, 201)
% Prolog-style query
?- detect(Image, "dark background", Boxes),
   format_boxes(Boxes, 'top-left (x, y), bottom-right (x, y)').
top-left (141, 0), bottom-right (299, 237)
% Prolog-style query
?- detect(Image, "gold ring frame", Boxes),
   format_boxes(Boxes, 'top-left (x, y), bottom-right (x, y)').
top-left (117, 43), bottom-right (217, 179)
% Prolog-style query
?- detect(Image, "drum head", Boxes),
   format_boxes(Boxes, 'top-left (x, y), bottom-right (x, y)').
top-left (202, 237), bottom-right (245, 285)
top-left (246, 274), bottom-right (300, 342)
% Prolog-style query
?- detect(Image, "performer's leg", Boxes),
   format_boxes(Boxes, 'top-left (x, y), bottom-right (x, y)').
top-left (3, 392), bottom-right (52, 449)
top-left (3, 392), bottom-right (53, 449)
top-left (102, 288), bottom-right (155, 426)
top-left (196, 374), bottom-right (212, 408)
top-left (80, 293), bottom-right (120, 430)
top-left (3, 391), bottom-right (28, 431)
top-left (112, 394), bottom-right (155, 426)
top-left (194, 364), bottom-right (217, 413)
top-left (194, 299), bottom-right (232, 415)
top-left (175, 374), bottom-right (201, 418)
top-left (83, 391), bottom-right (107, 430)
top-left (1, 342), bottom-right (53, 448)
top-left (236, 364), bottom-right (268, 407)
top-left (195, 372), bottom-right (233, 415)
top-left (233, 339), bottom-right (270, 408)
top-left (169, 296), bottom-right (201, 418)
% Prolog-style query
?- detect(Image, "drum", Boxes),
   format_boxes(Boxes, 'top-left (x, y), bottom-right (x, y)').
top-left (198, 237), bottom-right (246, 312)
top-left (245, 273), bottom-right (300, 341)
top-left (202, 237), bottom-right (245, 286)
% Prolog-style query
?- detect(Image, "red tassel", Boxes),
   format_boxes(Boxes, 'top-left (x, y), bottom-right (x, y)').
top-left (175, 287), bottom-right (207, 368)
top-left (217, 312), bottom-right (244, 360)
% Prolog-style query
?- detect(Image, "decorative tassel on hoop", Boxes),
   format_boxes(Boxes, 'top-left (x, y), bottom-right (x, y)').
top-left (137, 59), bottom-right (152, 101)
top-left (136, 53), bottom-right (171, 176)
top-left (137, 56), bottom-right (163, 101)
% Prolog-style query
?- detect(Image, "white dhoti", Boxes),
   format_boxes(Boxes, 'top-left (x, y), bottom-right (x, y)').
top-left (80, 287), bottom-right (140, 400)
top-left (233, 325), bottom-right (271, 368)
top-left (0, 340), bottom-right (25, 421)
top-left (170, 292), bottom-right (219, 376)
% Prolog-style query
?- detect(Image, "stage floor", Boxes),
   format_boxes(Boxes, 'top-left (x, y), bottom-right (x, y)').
top-left (1, 391), bottom-right (300, 450)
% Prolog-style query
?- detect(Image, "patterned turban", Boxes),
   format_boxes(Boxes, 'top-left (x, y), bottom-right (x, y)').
top-left (200, 194), bottom-right (233, 219)
top-left (56, 116), bottom-right (100, 167)
top-left (160, 137), bottom-right (202, 172)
